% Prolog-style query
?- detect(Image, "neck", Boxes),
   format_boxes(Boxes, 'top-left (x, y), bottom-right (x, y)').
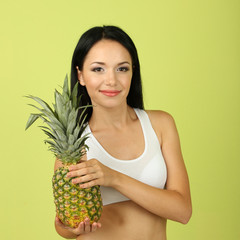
top-left (89, 104), bottom-right (135, 131)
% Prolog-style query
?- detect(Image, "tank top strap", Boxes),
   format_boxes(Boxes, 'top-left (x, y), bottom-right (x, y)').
top-left (133, 108), bottom-right (161, 153)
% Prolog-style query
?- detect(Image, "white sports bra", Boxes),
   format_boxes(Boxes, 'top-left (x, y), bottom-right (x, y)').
top-left (84, 108), bottom-right (167, 205)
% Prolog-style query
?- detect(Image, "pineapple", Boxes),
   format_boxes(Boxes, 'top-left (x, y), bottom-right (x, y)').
top-left (25, 75), bottom-right (103, 228)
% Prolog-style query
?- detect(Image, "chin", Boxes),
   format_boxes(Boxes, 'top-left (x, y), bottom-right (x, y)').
top-left (94, 99), bottom-right (127, 110)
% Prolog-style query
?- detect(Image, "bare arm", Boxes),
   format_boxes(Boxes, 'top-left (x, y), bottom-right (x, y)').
top-left (67, 111), bottom-right (192, 224)
top-left (112, 111), bottom-right (192, 223)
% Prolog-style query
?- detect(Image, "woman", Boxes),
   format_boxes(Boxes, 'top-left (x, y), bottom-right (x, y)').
top-left (54, 25), bottom-right (192, 239)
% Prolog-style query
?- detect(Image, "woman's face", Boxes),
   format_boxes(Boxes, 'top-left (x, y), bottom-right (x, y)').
top-left (77, 39), bottom-right (133, 109)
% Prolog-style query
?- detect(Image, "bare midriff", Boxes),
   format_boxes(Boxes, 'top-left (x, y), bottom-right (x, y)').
top-left (77, 200), bottom-right (167, 240)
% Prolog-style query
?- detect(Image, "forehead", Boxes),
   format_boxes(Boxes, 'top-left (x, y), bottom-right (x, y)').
top-left (84, 40), bottom-right (132, 64)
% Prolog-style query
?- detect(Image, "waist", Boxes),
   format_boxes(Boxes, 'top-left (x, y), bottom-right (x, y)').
top-left (78, 200), bottom-right (167, 240)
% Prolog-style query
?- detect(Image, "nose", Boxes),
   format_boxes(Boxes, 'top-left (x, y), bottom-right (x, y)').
top-left (105, 69), bottom-right (117, 86)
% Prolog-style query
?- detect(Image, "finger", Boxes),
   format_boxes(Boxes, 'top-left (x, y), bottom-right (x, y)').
top-left (68, 162), bottom-right (87, 171)
top-left (55, 216), bottom-right (66, 228)
top-left (80, 179), bottom-right (98, 189)
top-left (80, 153), bottom-right (87, 161)
top-left (67, 166), bottom-right (95, 178)
top-left (68, 159), bottom-right (97, 172)
top-left (84, 218), bottom-right (91, 233)
top-left (91, 222), bottom-right (98, 232)
top-left (72, 173), bottom-right (98, 185)
top-left (66, 221), bottom-right (84, 235)
top-left (76, 221), bottom-right (84, 234)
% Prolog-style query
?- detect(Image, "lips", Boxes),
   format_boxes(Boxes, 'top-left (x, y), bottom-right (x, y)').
top-left (99, 90), bottom-right (121, 97)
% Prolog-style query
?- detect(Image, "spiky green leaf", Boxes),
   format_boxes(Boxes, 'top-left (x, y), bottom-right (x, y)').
top-left (41, 128), bottom-right (56, 140)
top-left (73, 134), bottom-right (90, 150)
top-left (25, 95), bottom-right (54, 115)
top-left (68, 134), bottom-right (75, 145)
top-left (63, 74), bottom-right (69, 97)
top-left (54, 90), bottom-right (71, 128)
top-left (44, 140), bottom-right (61, 152)
top-left (66, 109), bottom-right (78, 136)
top-left (39, 126), bottom-right (58, 139)
top-left (28, 104), bottom-right (65, 131)
top-left (25, 113), bottom-right (42, 130)
top-left (71, 82), bottom-right (79, 108)
top-left (25, 74), bottom-right (93, 164)
top-left (73, 124), bottom-right (81, 139)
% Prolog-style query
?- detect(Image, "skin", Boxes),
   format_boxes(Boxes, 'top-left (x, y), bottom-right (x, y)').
top-left (54, 39), bottom-right (192, 239)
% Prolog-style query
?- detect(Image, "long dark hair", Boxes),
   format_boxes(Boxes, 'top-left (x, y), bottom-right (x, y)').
top-left (71, 25), bottom-right (144, 122)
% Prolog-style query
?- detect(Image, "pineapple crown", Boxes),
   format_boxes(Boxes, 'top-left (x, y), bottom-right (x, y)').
top-left (25, 74), bottom-right (92, 165)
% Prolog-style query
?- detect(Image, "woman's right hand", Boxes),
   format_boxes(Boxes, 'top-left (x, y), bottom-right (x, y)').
top-left (55, 216), bottom-right (101, 236)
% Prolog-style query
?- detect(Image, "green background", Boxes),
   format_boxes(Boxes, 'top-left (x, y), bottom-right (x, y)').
top-left (1, 0), bottom-right (239, 239)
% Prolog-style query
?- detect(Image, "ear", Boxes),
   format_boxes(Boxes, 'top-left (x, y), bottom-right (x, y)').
top-left (76, 66), bottom-right (86, 86)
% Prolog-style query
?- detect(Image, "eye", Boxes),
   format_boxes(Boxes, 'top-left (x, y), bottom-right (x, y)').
top-left (92, 67), bottom-right (104, 72)
top-left (117, 67), bottom-right (129, 72)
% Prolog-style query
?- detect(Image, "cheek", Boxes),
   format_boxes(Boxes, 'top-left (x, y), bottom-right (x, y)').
top-left (83, 74), bottom-right (101, 88)
top-left (122, 74), bottom-right (132, 88)
top-left (83, 77), bottom-right (103, 98)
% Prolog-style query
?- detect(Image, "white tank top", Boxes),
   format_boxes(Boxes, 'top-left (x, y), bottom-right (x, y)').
top-left (84, 108), bottom-right (167, 205)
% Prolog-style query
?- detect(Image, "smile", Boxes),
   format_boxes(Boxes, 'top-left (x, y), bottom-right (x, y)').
top-left (99, 90), bottom-right (121, 97)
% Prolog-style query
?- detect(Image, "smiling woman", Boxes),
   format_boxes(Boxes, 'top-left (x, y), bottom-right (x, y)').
top-left (76, 40), bottom-right (133, 109)
top-left (54, 26), bottom-right (192, 240)
top-left (70, 26), bottom-right (144, 122)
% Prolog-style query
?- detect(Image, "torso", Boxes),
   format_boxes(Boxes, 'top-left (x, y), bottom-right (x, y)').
top-left (77, 201), bottom-right (166, 240)
top-left (78, 108), bottom-right (167, 240)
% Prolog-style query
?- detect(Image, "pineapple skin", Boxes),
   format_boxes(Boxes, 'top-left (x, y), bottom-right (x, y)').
top-left (53, 166), bottom-right (103, 228)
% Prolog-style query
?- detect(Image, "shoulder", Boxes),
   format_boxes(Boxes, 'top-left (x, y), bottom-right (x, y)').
top-left (145, 109), bottom-right (176, 130)
top-left (143, 109), bottom-right (177, 145)
top-left (145, 109), bottom-right (174, 120)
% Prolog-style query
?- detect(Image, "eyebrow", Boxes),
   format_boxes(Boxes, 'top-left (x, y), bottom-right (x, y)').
top-left (90, 61), bottom-right (131, 66)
